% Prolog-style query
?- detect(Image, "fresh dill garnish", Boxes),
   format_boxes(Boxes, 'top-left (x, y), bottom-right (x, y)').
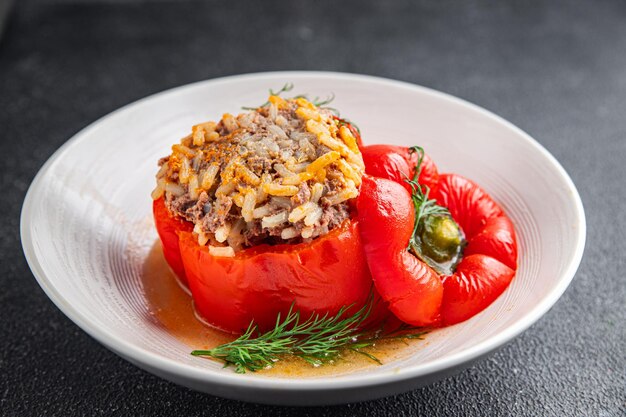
top-left (405, 146), bottom-right (450, 249)
top-left (270, 82), bottom-right (295, 96)
top-left (405, 146), bottom-right (465, 274)
top-left (241, 83), bottom-right (337, 112)
top-left (310, 92), bottom-right (335, 107)
top-left (241, 84), bottom-right (360, 132)
top-left (191, 293), bottom-right (427, 373)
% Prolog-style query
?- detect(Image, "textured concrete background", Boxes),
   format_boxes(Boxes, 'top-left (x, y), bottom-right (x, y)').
top-left (1, 0), bottom-right (625, 415)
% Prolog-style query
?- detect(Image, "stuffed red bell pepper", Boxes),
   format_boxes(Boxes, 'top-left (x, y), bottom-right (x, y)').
top-left (151, 94), bottom-right (388, 333)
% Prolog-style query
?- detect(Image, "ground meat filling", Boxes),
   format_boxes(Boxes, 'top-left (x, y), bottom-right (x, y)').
top-left (152, 94), bottom-right (365, 254)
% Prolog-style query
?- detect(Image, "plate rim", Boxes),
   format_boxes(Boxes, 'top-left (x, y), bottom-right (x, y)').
top-left (20, 70), bottom-right (586, 392)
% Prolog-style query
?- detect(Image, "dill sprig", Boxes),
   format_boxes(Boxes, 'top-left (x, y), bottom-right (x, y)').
top-left (191, 297), bottom-right (373, 373)
top-left (294, 91), bottom-right (336, 108)
top-left (241, 83), bottom-right (360, 131)
top-left (241, 83), bottom-right (337, 111)
top-left (405, 146), bottom-right (465, 275)
top-left (405, 146), bottom-right (450, 250)
top-left (191, 293), bottom-right (427, 373)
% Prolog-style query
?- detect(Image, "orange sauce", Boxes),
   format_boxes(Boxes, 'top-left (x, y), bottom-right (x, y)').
top-left (142, 242), bottom-right (425, 377)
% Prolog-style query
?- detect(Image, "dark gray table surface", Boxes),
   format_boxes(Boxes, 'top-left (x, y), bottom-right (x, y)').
top-left (1, 0), bottom-right (624, 416)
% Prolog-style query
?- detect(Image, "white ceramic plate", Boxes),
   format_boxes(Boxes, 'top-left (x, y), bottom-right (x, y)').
top-left (21, 72), bottom-right (585, 406)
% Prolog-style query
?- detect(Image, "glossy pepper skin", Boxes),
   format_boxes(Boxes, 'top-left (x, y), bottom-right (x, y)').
top-left (359, 149), bottom-right (518, 327)
top-left (357, 175), bottom-right (444, 326)
top-left (154, 196), bottom-right (385, 334)
top-left (361, 144), bottom-right (439, 192)
top-left (431, 174), bottom-right (517, 325)
top-left (153, 198), bottom-right (193, 284)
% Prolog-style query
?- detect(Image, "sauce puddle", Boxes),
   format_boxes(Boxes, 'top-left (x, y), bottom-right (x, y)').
top-left (142, 242), bottom-right (425, 377)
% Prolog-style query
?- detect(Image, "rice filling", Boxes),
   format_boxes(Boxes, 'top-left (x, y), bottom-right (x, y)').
top-left (152, 94), bottom-right (365, 251)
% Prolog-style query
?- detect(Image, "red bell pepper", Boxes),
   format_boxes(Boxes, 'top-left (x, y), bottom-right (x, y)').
top-left (357, 175), bottom-right (444, 326)
top-left (358, 148), bottom-right (518, 327)
top-left (154, 197), bottom-right (386, 333)
top-left (177, 218), bottom-right (382, 333)
top-left (361, 144), bottom-right (439, 192)
top-left (431, 174), bottom-right (517, 325)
